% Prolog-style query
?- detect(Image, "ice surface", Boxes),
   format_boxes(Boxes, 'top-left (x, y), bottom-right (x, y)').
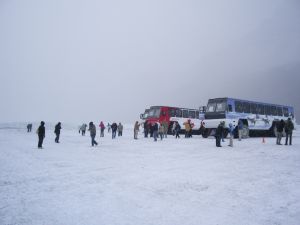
top-left (0, 123), bottom-right (299, 225)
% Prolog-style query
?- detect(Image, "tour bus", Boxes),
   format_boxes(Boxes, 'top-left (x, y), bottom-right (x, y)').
top-left (202, 97), bottom-right (295, 138)
top-left (141, 106), bottom-right (206, 134)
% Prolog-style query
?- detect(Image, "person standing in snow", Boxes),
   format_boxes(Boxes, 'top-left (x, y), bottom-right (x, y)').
top-left (238, 120), bottom-right (243, 141)
top-left (276, 119), bottom-right (285, 145)
top-left (144, 121), bottom-right (149, 138)
top-left (175, 121), bottom-right (181, 138)
top-left (118, 122), bottom-right (123, 136)
top-left (80, 123), bottom-right (87, 136)
top-left (183, 120), bottom-right (191, 138)
top-left (88, 122), bottom-right (98, 147)
top-left (153, 122), bottom-right (159, 142)
top-left (215, 122), bottom-right (223, 147)
top-left (158, 122), bottom-right (164, 140)
top-left (162, 120), bottom-right (168, 138)
top-left (228, 123), bottom-right (234, 147)
top-left (285, 118), bottom-right (294, 145)
top-left (107, 123), bottom-right (111, 133)
top-left (27, 123), bottom-right (32, 132)
top-left (134, 121), bottom-right (140, 139)
top-left (54, 122), bottom-right (61, 143)
top-left (37, 121), bottom-right (45, 149)
top-left (111, 122), bottom-right (118, 139)
top-left (99, 121), bottom-right (105, 137)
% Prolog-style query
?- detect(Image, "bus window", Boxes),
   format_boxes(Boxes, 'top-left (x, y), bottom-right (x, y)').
top-left (235, 101), bottom-right (243, 113)
top-left (207, 103), bottom-right (216, 112)
top-left (176, 109), bottom-right (182, 117)
top-left (283, 108), bottom-right (289, 117)
top-left (183, 110), bottom-right (188, 118)
top-left (148, 108), bottom-right (161, 118)
top-left (189, 111), bottom-right (196, 118)
top-left (168, 108), bottom-right (176, 117)
top-left (250, 103), bottom-right (257, 114)
top-left (271, 106), bottom-right (277, 116)
top-left (265, 105), bottom-right (271, 115)
top-left (277, 107), bottom-right (283, 116)
top-left (216, 102), bottom-right (226, 112)
top-left (228, 104), bottom-right (233, 112)
top-left (243, 102), bottom-right (250, 113)
top-left (257, 104), bottom-right (264, 115)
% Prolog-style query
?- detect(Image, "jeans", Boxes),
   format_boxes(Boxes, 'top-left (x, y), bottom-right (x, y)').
top-left (91, 135), bottom-right (98, 146)
top-left (276, 132), bottom-right (283, 144)
top-left (285, 132), bottom-right (292, 145)
top-left (55, 133), bottom-right (60, 143)
top-left (38, 135), bottom-right (44, 148)
top-left (112, 131), bottom-right (116, 139)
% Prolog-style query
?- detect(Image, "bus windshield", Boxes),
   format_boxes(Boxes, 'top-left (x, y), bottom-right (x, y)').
top-left (148, 107), bottom-right (161, 118)
top-left (207, 99), bottom-right (227, 113)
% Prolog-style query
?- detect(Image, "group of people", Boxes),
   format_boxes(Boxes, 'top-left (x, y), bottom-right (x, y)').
top-left (275, 118), bottom-right (294, 145)
top-left (33, 118), bottom-right (295, 148)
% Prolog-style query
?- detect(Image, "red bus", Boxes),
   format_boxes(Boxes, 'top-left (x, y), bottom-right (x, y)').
top-left (140, 106), bottom-right (206, 134)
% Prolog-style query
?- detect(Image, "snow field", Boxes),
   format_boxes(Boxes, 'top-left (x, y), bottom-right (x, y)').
top-left (0, 124), bottom-right (300, 225)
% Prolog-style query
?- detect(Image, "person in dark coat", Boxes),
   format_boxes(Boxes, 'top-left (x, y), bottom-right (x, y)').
top-left (175, 122), bottom-right (181, 139)
top-left (88, 122), bottom-right (98, 147)
top-left (37, 121), bottom-right (45, 149)
top-left (111, 122), bottom-right (118, 139)
top-left (54, 122), bottom-right (61, 143)
top-left (215, 122), bottom-right (223, 147)
top-left (276, 119), bottom-right (285, 145)
top-left (144, 121), bottom-right (149, 138)
top-left (153, 122), bottom-right (159, 141)
top-left (27, 123), bottom-right (32, 132)
top-left (285, 118), bottom-right (294, 145)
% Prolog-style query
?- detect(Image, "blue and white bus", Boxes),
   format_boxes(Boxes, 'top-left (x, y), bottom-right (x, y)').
top-left (202, 97), bottom-right (295, 138)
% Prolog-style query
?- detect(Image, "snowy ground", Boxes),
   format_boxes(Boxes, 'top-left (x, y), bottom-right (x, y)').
top-left (0, 123), bottom-right (300, 225)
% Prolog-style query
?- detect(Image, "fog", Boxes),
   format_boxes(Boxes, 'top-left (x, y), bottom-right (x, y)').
top-left (0, 0), bottom-right (299, 123)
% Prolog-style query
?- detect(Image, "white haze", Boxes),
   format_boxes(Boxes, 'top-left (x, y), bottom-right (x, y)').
top-left (0, 0), bottom-right (299, 123)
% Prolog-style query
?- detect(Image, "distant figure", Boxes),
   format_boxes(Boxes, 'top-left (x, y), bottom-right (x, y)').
top-left (27, 123), bottom-right (32, 132)
top-left (54, 122), bottom-right (61, 143)
top-left (159, 122), bottom-right (164, 140)
top-left (215, 122), bottom-right (223, 147)
top-left (118, 123), bottom-right (123, 136)
top-left (183, 120), bottom-right (191, 138)
top-left (221, 121), bottom-right (226, 142)
top-left (276, 119), bottom-right (285, 145)
top-left (88, 122), bottom-right (98, 147)
top-left (162, 120), bottom-right (168, 138)
top-left (172, 122), bottom-right (176, 136)
top-left (80, 123), bottom-right (87, 136)
top-left (175, 121), bottom-right (181, 138)
top-left (153, 122), bottom-right (159, 142)
top-left (228, 123), bottom-right (234, 147)
top-left (238, 120), bottom-right (243, 141)
top-left (111, 122), bottom-right (118, 139)
top-left (199, 121), bottom-right (205, 136)
top-left (99, 121), bottom-right (105, 137)
top-left (107, 123), bottom-right (111, 133)
top-left (134, 121), bottom-right (140, 139)
top-left (37, 121), bottom-right (45, 149)
top-left (144, 121), bottom-right (149, 138)
top-left (285, 118), bottom-right (294, 145)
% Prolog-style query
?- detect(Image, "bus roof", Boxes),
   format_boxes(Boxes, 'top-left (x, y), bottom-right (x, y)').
top-left (149, 106), bottom-right (199, 111)
top-left (208, 97), bottom-right (293, 109)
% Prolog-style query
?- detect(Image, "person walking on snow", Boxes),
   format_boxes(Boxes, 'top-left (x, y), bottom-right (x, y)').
top-left (134, 121), bottom-right (140, 139)
top-left (107, 123), bottom-right (111, 133)
top-left (54, 122), bottom-right (61, 143)
top-left (276, 119), bottom-right (285, 145)
top-left (215, 122), bottom-right (223, 147)
top-left (99, 121), bottom-right (105, 137)
top-left (88, 122), bottom-right (98, 147)
top-left (80, 123), bottom-right (87, 136)
top-left (37, 121), bottom-right (45, 149)
top-left (118, 123), bottom-right (123, 136)
top-left (159, 122), bottom-right (164, 140)
top-left (175, 121), bottom-right (181, 138)
top-left (285, 118), bottom-right (294, 145)
top-left (111, 122), bottom-right (118, 139)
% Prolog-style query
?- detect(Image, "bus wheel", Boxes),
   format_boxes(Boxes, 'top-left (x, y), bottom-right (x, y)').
top-left (202, 128), bottom-right (210, 138)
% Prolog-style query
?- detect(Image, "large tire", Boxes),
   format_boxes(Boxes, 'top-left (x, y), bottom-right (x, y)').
top-left (202, 128), bottom-right (210, 138)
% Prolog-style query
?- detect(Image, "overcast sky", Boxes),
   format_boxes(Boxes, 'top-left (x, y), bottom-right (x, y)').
top-left (0, 0), bottom-right (299, 123)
